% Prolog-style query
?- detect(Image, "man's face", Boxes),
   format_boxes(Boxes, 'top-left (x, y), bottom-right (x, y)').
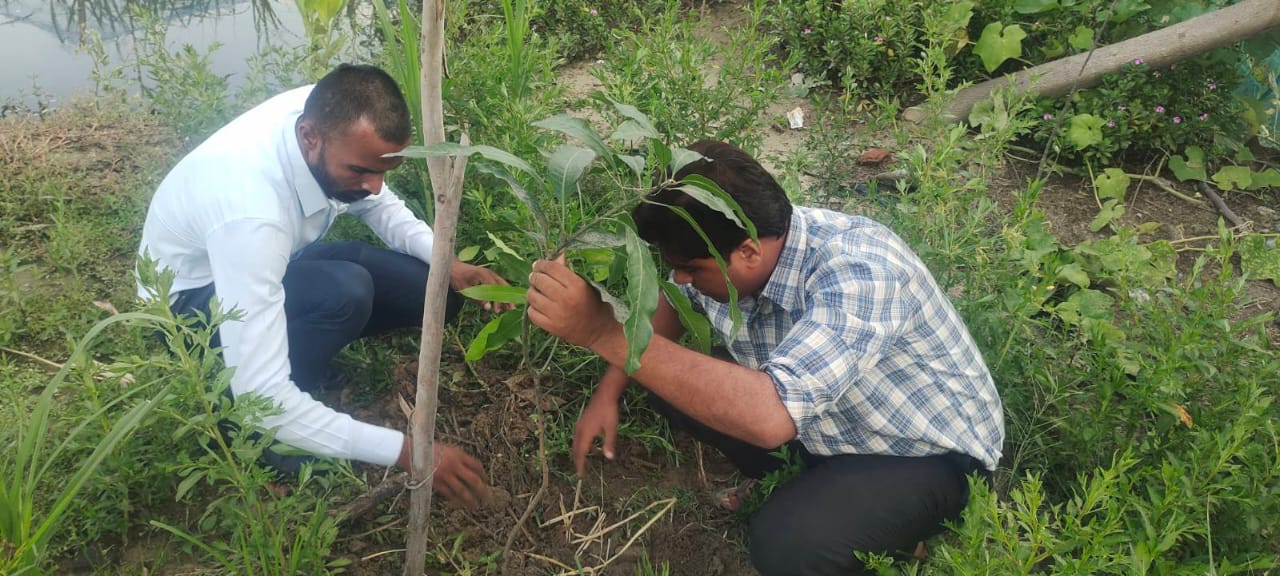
top-left (301, 117), bottom-right (407, 203)
top-left (667, 246), bottom-right (760, 303)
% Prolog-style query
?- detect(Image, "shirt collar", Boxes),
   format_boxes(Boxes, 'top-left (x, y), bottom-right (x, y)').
top-left (283, 114), bottom-right (330, 217)
top-left (758, 209), bottom-right (808, 312)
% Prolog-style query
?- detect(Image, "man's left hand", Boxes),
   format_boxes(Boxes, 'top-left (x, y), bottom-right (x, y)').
top-left (526, 255), bottom-right (617, 349)
top-left (450, 260), bottom-right (515, 312)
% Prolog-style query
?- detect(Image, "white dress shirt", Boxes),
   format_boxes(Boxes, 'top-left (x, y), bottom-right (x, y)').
top-left (138, 86), bottom-right (434, 466)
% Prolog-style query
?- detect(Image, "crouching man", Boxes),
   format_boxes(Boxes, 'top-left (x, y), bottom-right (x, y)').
top-left (525, 141), bottom-right (1004, 574)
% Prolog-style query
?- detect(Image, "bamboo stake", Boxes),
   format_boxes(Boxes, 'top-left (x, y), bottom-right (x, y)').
top-left (404, 0), bottom-right (464, 573)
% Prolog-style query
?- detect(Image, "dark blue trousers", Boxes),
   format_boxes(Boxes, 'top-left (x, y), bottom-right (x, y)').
top-left (170, 241), bottom-right (462, 391)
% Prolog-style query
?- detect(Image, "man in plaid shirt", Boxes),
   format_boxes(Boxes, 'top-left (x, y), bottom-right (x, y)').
top-left (527, 140), bottom-right (1004, 575)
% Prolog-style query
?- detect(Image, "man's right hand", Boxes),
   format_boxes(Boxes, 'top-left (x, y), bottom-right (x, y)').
top-left (572, 389), bottom-right (622, 476)
top-left (398, 440), bottom-right (490, 508)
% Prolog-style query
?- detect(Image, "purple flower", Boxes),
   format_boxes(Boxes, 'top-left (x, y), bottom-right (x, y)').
top-left (1207, 82), bottom-right (1217, 90)
top-left (1173, 116), bottom-right (1182, 124)
top-left (1043, 113), bottom-right (1054, 121)
top-left (1199, 113), bottom-right (1209, 121)
top-left (1133, 57), bottom-right (1144, 65)
top-left (873, 35), bottom-right (884, 44)
top-left (589, 7), bottom-right (598, 15)
top-left (1106, 120), bottom-right (1115, 127)
top-left (1155, 105), bottom-right (1165, 113)
top-left (803, 28), bottom-right (812, 34)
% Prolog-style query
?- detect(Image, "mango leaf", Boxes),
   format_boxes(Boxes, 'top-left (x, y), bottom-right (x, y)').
top-left (1014, 0), bottom-right (1058, 14)
top-left (457, 245), bottom-right (480, 262)
top-left (1094, 168), bottom-right (1131, 203)
top-left (670, 147), bottom-right (704, 174)
top-left (621, 225), bottom-right (659, 375)
top-left (676, 174), bottom-right (758, 241)
top-left (458, 284), bottom-right (528, 305)
top-left (394, 142), bottom-right (534, 173)
top-left (1067, 114), bottom-right (1106, 150)
top-left (660, 281), bottom-right (712, 354)
top-left (1212, 166), bottom-right (1252, 191)
top-left (1168, 146), bottom-right (1207, 182)
top-left (469, 162), bottom-right (549, 233)
top-left (1249, 169), bottom-right (1280, 190)
top-left (1067, 25), bottom-right (1094, 50)
top-left (586, 278), bottom-right (630, 322)
top-left (617, 154), bottom-right (647, 181)
top-left (1056, 263), bottom-right (1091, 288)
top-left (464, 310), bottom-right (523, 362)
top-left (532, 114), bottom-right (612, 159)
top-left (548, 144), bottom-right (596, 203)
top-left (565, 230), bottom-right (626, 251)
top-left (1240, 235), bottom-right (1280, 285)
top-left (1090, 199), bottom-right (1125, 232)
top-left (486, 232), bottom-right (524, 261)
top-left (610, 120), bottom-right (660, 143)
top-left (973, 22), bottom-right (1027, 73)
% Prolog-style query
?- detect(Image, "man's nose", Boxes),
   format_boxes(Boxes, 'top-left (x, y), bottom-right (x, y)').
top-left (672, 270), bottom-right (692, 285)
top-left (362, 175), bottom-right (384, 195)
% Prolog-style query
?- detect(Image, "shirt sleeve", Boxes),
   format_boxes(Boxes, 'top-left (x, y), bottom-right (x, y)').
top-left (206, 218), bottom-right (404, 466)
top-left (759, 253), bottom-right (917, 438)
top-left (347, 184), bottom-right (435, 264)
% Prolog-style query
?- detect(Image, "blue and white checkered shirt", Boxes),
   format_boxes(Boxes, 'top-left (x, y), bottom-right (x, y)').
top-left (680, 207), bottom-right (1004, 470)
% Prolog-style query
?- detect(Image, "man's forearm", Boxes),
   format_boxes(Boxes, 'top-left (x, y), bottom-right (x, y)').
top-left (590, 325), bottom-right (797, 448)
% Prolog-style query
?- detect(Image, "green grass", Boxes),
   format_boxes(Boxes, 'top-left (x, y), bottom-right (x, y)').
top-left (2, 0), bottom-right (1277, 574)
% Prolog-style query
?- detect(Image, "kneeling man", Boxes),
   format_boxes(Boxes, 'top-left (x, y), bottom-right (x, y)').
top-left (526, 140), bottom-right (1004, 575)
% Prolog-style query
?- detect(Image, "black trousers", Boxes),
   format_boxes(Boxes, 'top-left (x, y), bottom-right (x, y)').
top-left (649, 394), bottom-right (986, 576)
top-left (170, 241), bottom-right (463, 391)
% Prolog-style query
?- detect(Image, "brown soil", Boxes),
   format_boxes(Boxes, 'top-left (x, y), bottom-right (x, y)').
top-left (330, 360), bottom-right (753, 576)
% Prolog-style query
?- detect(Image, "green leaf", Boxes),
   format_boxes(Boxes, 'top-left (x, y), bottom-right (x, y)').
top-left (486, 232), bottom-right (524, 262)
top-left (968, 93), bottom-right (1010, 130)
top-left (457, 245), bottom-right (480, 262)
top-left (618, 154), bottom-right (647, 180)
top-left (1212, 166), bottom-right (1253, 191)
top-left (1240, 235), bottom-right (1280, 285)
top-left (670, 147), bottom-right (704, 174)
top-left (610, 120), bottom-right (659, 144)
top-left (660, 281), bottom-right (712, 354)
top-left (621, 225), bottom-right (659, 375)
top-left (395, 142), bottom-right (534, 174)
top-left (1090, 199), bottom-right (1125, 232)
top-left (471, 162), bottom-right (548, 233)
top-left (675, 174), bottom-right (758, 241)
top-left (973, 22), bottom-right (1027, 73)
top-left (458, 284), bottom-right (528, 305)
top-left (1056, 263), bottom-right (1091, 288)
top-left (658, 204), bottom-right (743, 334)
top-left (1013, 0), bottom-right (1058, 14)
top-left (604, 95), bottom-right (659, 137)
top-left (1168, 146), bottom-right (1207, 182)
top-left (532, 114), bottom-right (612, 159)
top-left (464, 310), bottom-right (523, 362)
top-left (1094, 168), bottom-right (1131, 203)
top-left (1067, 25), bottom-right (1095, 50)
top-left (1249, 169), bottom-right (1280, 190)
top-left (1109, 0), bottom-right (1150, 23)
top-left (1067, 114), bottom-right (1107, 150)
top-left (565, 230), bottom-right (626, 251)
top-left (587, 278), bottom-right (630, 321)
top-left (547, 145), bottom-right (596, 203)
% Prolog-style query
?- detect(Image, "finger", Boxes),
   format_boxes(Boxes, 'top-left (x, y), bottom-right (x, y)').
top-left (530, 261), bottom-right (572, 290)
top-left (553, 253), bottom-right (566, 264)
top-left (454, 465), bottom-right (490, 504)
top-left (572, 428), bottom-right (591, 477)
top-left (441, 472), bottom-right (477, 508)
top-left (603, 424), bottom-right (617, 461)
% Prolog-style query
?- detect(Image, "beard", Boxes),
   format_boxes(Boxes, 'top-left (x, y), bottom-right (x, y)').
top-left (306, 146), bottom-right (371, 204)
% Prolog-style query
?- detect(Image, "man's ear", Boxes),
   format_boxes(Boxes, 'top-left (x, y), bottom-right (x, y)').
top-left (735, 238), bottom-right (764, 266)
top-left (296, 118), bottom-right (322, 157)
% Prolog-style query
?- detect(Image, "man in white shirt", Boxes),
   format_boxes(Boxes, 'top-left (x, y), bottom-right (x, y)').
top-left (138, 64), bottom-right (501, 507)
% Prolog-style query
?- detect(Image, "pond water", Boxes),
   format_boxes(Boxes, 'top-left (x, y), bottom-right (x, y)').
top-left (0, 0), bottom-right (311, 107)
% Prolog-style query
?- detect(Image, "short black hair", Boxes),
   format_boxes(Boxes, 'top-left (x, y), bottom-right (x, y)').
top-left (633, 140), bottom-right (792, 261)
top-left (303, 64), bottom-right (411, 143)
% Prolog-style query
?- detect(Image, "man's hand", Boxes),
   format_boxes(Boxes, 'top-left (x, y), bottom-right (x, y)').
top-left (526, 255), bottom-right (618, 349)
top-left (398, 440), bottom-right (491, 508)
top-left (572, 389), bottom-right (621, 476)
top-left (450, 260), bottom-right (515, 312)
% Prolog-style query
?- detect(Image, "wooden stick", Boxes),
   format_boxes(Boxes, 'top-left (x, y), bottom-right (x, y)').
top-left (335, 472), bottom-right (407, 524)
top-left (404, 0), bottom-right (461, 573)
top-left (1197, 181), bottom-right (1245, 228)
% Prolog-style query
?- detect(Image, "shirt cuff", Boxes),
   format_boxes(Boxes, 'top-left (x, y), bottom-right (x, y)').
top-left (350, 423), bottom-right (405, 467)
